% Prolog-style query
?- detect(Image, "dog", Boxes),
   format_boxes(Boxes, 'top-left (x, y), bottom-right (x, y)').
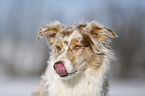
top-left (33, 21), bottom-right (117, 96)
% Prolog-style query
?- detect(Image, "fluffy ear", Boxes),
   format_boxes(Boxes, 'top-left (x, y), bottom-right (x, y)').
top-left (85, 21), bottom-right (118, 42)
top-left (81, 21), bottom-right (118, 50)
top-left (36, 21), bottom-right (62, 45)
top-left (102, 27), bottom-right (118, 38)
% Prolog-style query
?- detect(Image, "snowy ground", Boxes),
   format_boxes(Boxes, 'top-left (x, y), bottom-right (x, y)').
top-left (109, 79), bottom-right (145, 96)
top-left (0, 76), bottom-right (40, 96)
top-left (0, 76), bottom-right (145, 96)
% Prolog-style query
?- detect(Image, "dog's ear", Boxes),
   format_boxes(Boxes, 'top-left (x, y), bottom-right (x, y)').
top-left (81, 21), bottom-right (118, 50)
top-left (36, 21), bottom-right (62, 45)
top-left (85, 21), bottom-right (118, 42)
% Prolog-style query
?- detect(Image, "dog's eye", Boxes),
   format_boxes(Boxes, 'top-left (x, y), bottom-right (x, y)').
top-left (92, 33), bottom-right (98, 37)
top-left (56, 45), bottom-right (61, 51)
top-left (94, 33), bottom-right (98, 35)
top-left (74, 45), bottom-right (82, 49)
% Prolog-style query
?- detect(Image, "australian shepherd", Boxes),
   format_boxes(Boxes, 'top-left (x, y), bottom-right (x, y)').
top-left (33, 21), bottom-right (117, 96)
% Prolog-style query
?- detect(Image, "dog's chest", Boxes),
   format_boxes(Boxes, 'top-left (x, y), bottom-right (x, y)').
top-left (46, 76), bottom-right (102, 96)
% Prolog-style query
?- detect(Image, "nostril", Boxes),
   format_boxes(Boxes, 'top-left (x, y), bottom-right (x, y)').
top-left (54, 61), bottom-right (64, 65)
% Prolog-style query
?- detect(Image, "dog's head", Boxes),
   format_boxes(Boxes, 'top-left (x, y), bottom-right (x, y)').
top-left (37, 21), bottom-right (117, 79)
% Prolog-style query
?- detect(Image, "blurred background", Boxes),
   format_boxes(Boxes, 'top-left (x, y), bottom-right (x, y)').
top-left (0, 0), bottom-right (145, 96)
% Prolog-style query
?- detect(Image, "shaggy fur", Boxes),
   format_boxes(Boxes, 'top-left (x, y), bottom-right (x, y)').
top-left (33, 21), bottom-right (117, 96)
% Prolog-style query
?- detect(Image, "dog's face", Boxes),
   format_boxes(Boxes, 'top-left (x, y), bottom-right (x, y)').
top-left (37, 21), bottom-right (117, 79)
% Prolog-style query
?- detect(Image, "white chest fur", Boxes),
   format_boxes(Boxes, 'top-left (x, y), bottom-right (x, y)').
top-left (44, 67), bottom-right (106, 96)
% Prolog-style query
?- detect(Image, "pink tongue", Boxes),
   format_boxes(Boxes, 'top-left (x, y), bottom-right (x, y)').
top-left (55, 63), bottom-right (67, 76)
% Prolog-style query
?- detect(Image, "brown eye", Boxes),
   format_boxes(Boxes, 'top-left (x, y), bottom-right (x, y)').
top-left (74, 45), bottom-right (82, 49)
top-left (94, 33), bottom-right (98, 35)
top-left (56, 45), bottom-right (61, 51)
top-left (93, 33), bottom-right (98, 36)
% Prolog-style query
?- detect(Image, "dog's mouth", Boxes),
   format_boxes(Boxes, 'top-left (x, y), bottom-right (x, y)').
top-left (54, 63), bottom-right (77, 77)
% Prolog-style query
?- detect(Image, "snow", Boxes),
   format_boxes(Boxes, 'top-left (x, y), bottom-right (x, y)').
top-left (110, 79), bottom-right (145, 96)
top-left (0, 76), bottom-right (145, 96)
top-left (0, 76), bottom-right (40, 96)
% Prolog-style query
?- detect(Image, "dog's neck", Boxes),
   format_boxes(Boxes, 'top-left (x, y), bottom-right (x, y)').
top-left (43, 57), bottom-right (109, 96)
